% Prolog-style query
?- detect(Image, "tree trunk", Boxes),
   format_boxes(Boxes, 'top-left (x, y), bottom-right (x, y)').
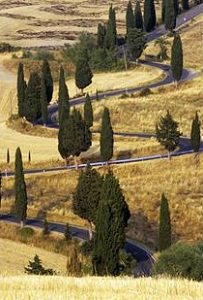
top-left (88, 221), bottom-right (93, 240)
top-left (74, 156), bottom-right (78, 170)
top-left (168, 151), bottom-right (171, 160)
top-left (20, 219), bottom-right (24, 228)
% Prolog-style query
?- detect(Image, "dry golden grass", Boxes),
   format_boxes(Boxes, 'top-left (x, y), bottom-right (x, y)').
top-left (1, 153), bottom-right (203, 246)
top-left (0, 0), bottom-right (163, 47)
top-left (0, 275), bottom-right (203, 300)
top-left (0, 237), bottom-right (67, 276)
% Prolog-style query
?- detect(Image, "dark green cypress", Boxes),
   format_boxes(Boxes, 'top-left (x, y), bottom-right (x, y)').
top-left (161, 0), bottom-right (166, 23)
top-left (14, 147), bottom-right (27, 227)
top-left (40, 73), bottom-right (48, 126)
top-left (75, 58), bottom-right (93, 94)
top-left (97, 23), bottom-right (106, 48)
top-left (171, 34), bottom-right (183, 86)
top-left (58, 102), bottom-right (72, 164)
top-left (73, 165), bottom-right (103, 239)
top-left (24, 72), bottom-right (41, 123)
top-left (100, 107), bottom-right (114, 162)
top-left (105, 5), bottom-right (117, 49)
top-left (127, 28), bottom-right (147, 60)
top-left (144, 0), bottom-right (156, 32)
top-left (156, 110), bottom-right (182, 159)
top-left (17, 62), bottom-right (26, 118)
top-left (64, 223), bottom-right (72, 241)
top-left (165, 0), bottom-right (176, 32)
top-left (93, 170), bottom-right (130, 276)
top-left (7, 148), bottom-right (10, 164)
top-left (182, 0), bottom-right (190, 10)
top-left (134, 1), bottom-right (144, 30)
top-left (58, 65), bottom-right (69, 124)
top-left (126, 1), bottom-right (134, 35)
top-left (158, 193), bottom-right (171, 251)
top-left (191, 112), bottom-right (201, 152)
top-left (42, 59), bottom-right (53, 104)
top-left (84, 93), bottom-right (93, 128)
top-left (174, 0), bottom-right (179, 16)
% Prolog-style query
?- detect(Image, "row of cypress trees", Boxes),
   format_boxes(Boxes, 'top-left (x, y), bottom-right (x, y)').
top-left (17, 59), bottom-right (53, 125)
top-left (125, 0), bottom-right (195, 34)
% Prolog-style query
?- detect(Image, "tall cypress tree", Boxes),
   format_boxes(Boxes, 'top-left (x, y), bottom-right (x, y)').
top-left (84, 93), bottom-right (93, 128)
top-left (97, 23), bottom-right (106, 48)
top-left (14, 147), bottom-right (27, 228)
top-left (58, 65), bottom-right (69, 124)
top-left (174, 0), bottom-right (179, 17)
top-left (24, 72), bottom-right (41, 123)
top-left (40, 73), bottom-right (48, 125)
top-left (165, 0), bottom-right (176, 32)
top-left (93, 170), bottom-right (130, 276)
top-left (100, 107), bottom-right (114, 162)
top-left (105, 5), bottom-right (117, 49)
top-left (58, 111), bottom-right (72, 165)
top-left (144, 0), bottom-right (156, 32)
top-left (182, 0), bottom-right (190, 10)
top-left (191, 112), bottom-right (201, 152)
top-left (158, 193), bottom-right (171, 251)
top-left (171, 34), bottom-right (183, 86)
top-left (17, 62), bottom-right (26, 118)
top-left (75, 58), bottom-right (93, 94)
top-left (156, 110), bottom-right (182, 159)
top-left (73, 165), bottom-right (103, 239)
top-left (42, 59), bottom-right (53, 104)
top-left (134, 1), bottom-right (143, 30)
top-left (161, 0), bottom-right (166, 23)
top-left (126, 1), bottom-right (134, 35)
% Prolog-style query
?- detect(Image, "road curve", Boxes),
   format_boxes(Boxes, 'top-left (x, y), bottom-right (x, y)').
top-left (1, 4), bottom-right (203, 276)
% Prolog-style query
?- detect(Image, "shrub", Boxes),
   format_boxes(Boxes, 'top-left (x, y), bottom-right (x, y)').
top-left (20, 227), bottom-right (34, 241)
top-left (152, 242), bottom-right (203, 281)
top-left (139, 86), bottom-right (152, 97)
top-left (34, 50), bottom-right (54, 61)
top-left (25, 254), bottom-right (56, 275)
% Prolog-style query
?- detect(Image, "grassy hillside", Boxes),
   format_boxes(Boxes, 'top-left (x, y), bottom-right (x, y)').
top-left (0, 237), bottom-right (67, 276)
top-left (1, 275), bottom-right (203, 300)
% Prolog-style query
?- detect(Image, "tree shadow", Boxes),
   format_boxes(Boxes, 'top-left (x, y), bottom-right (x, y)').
top-left (127, 209), bottom-right (158, 251)
top-left (116, 150), bottom-right (132, 160)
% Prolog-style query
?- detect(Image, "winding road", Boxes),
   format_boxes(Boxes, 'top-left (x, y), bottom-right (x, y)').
top-left (1, 3), bottom-right (203, 276)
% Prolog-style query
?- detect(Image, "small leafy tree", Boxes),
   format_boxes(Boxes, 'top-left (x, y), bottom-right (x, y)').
top-left (73, 165), bottom-right (103, 239)
top-left (75, 58), bottom-right (93, 94)
top-left (67, 242), bottom-right (82, 276)
top-left (64, 223), bottom-right (72, 241)
top-left (158, 193), bottom-right (171, 251)
top-left (127, 28), bottom-right (147, 61)
top-left (156, 110), bottom-right (182, 159)
top-left (190, 112), bottom-right (201, 152)
top-left (25, 254), bottom-right (56, 275)
top-left (43, 218), bottom-right (50, 236)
